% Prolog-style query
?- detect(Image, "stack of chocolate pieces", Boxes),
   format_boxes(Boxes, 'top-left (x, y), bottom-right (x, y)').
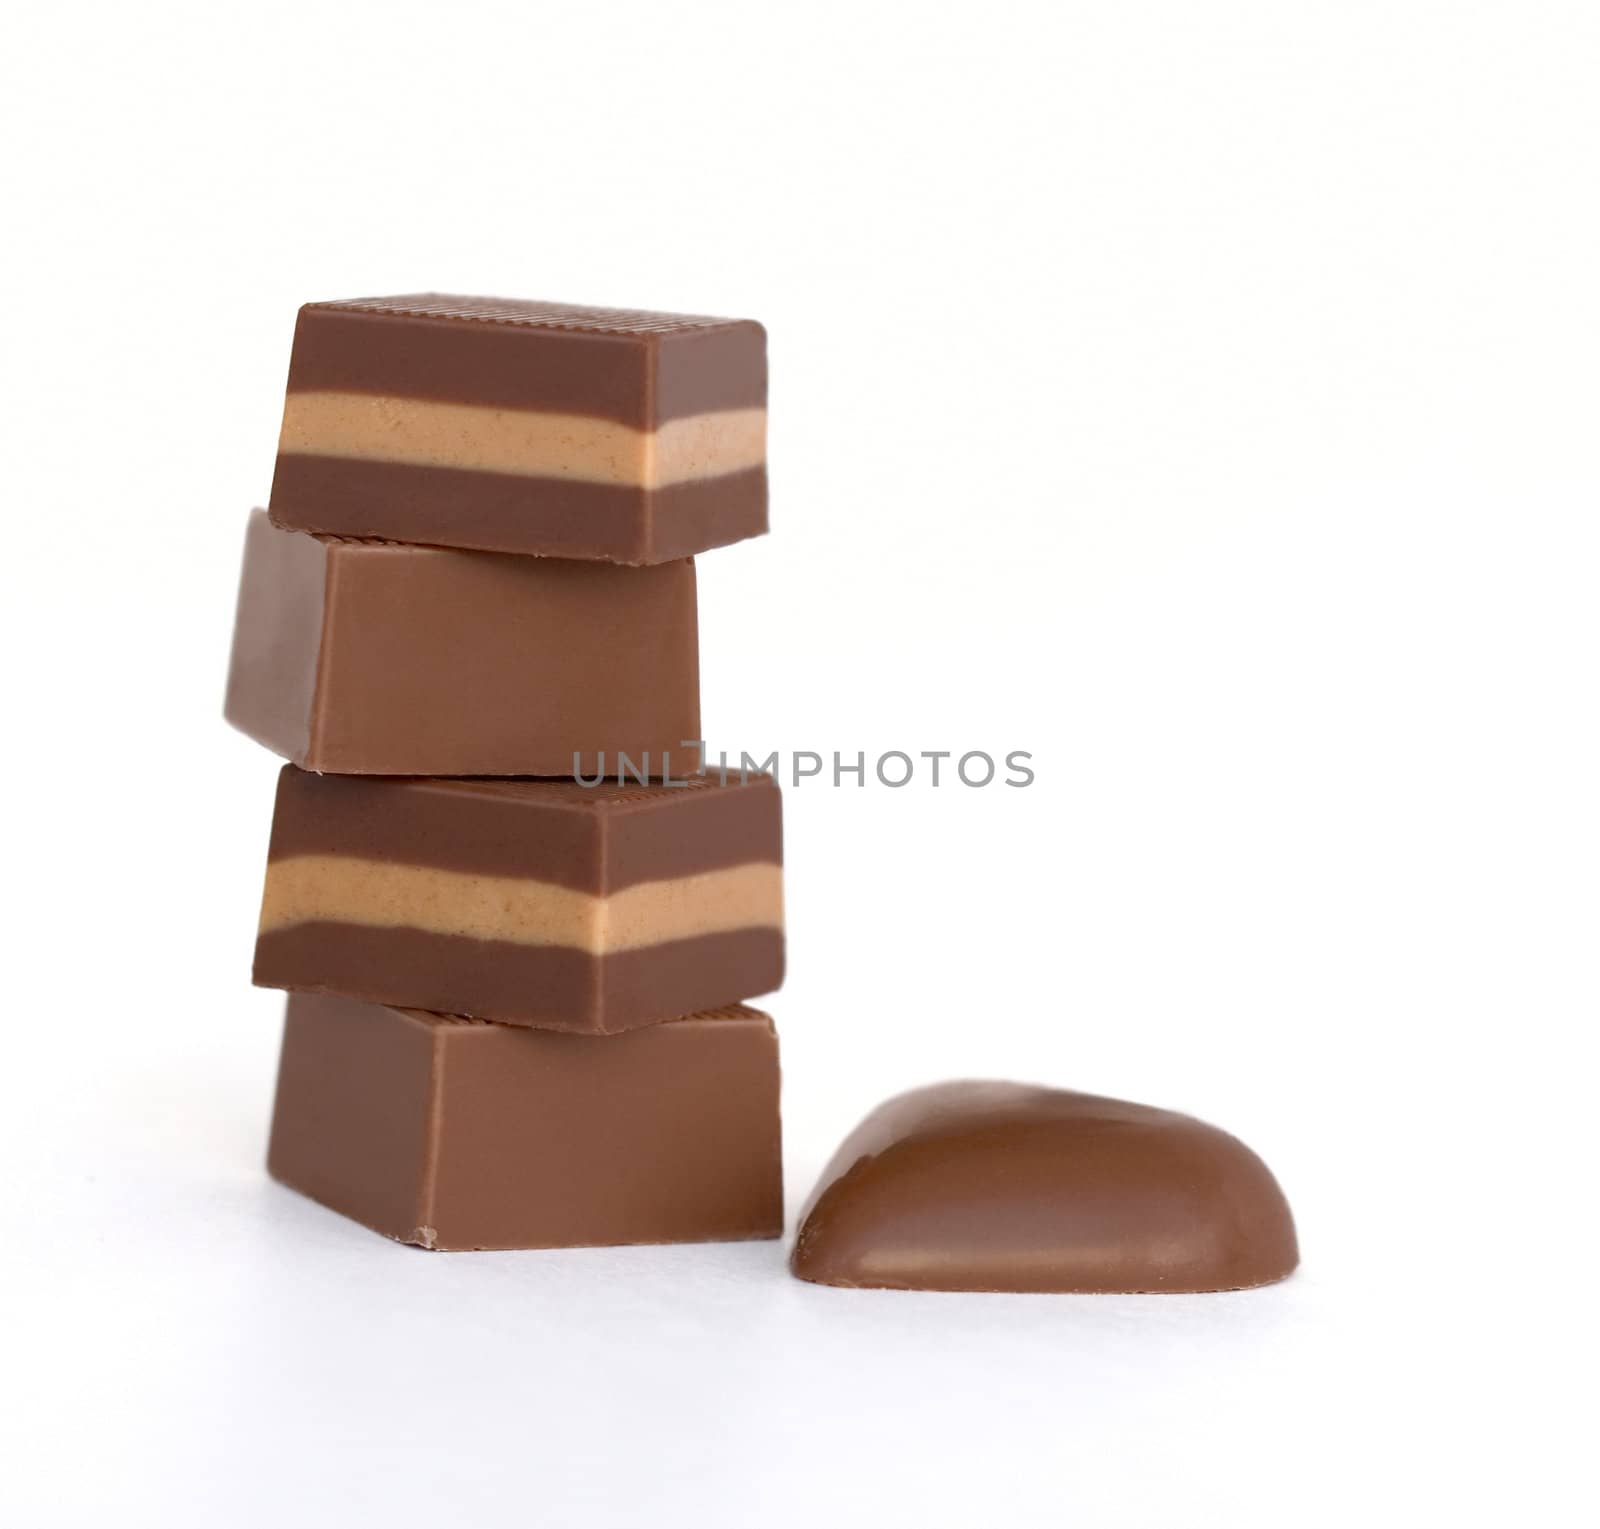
top-left (225, 295), bottom-right (786, 1251)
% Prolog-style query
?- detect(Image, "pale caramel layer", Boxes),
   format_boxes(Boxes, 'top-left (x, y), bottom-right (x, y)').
top-left (258, 856), bottom-right (784, 954)
top-left (278, 392), bottom-right (767, 488)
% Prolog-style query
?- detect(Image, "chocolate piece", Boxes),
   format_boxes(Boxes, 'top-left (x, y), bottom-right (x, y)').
top-left (254, 766), bottom-right (785, 1031)
top-left (791, 1082), bottom-right (1298, 1293)
top-left (268, 992), bottom-right (784, 1250)
top-left (268, 294), bottom-right (768, 563)
top-left (223, 510), bottom-right (700, 777)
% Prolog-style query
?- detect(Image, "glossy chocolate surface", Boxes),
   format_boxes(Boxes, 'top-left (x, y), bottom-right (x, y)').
top-left (792, 1082), bottom-right (1298, 1293)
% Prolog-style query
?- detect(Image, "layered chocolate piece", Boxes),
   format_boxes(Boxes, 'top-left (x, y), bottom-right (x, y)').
top-left (268, 294), bottom-right (768, 563)
top-left (269, 992), bottom-right (784, 1250)
top-left (224, 510), bottom-right (700, 777)
top-left (791, 1082), bottom-right (1298, 1293)
top-left (254, 766), bottom-right (785, 1031)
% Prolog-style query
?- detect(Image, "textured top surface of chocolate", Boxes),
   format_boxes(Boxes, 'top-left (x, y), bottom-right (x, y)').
top-left (791, 1081), bottom-right (1299, 1294)
top-left (307, 293), bottom-right (750, 336)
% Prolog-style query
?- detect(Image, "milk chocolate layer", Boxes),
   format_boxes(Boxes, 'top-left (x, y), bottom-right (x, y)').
top-left (268, 992), bottom-right (784, 1251)
top-left (792, 1082), bottom-right (1298, 1293)
top-left (223, 510), bottom-right (700, 777)
top-left (254, 767), bottom-right (785, 1031)
top-left (269, 295), bottom-right (768, 562)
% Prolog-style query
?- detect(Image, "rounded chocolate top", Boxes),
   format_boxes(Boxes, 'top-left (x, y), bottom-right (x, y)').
top-left (791, 1081), bottom-right (1298, 1293)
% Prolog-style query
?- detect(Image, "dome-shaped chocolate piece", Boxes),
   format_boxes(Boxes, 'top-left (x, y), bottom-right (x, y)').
top-left (791, 1082), bottom-right (1298, 1293)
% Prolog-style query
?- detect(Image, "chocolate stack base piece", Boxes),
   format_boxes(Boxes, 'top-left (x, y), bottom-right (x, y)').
top-left (271, 993), bottom-right (783, 1251)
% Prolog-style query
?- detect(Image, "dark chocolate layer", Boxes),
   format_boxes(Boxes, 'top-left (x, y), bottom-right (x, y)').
top-left (269, 991), bottom-right (783, 1250)
top-left (284, 297), bottom-right (766, 424)
top-left (268, 456), bottom-right (768, 563)
top-left (266, 767), bottom-right (783, 891)
top-left (255, 924), bottom-right (786, 1034)
top-left (791, 1082), bottom-right (1299, 1294)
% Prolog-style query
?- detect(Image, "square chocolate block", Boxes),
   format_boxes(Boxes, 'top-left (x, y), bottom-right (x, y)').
top-left (268, 294), bottom-right (768, 563)
top-left (268, 992), bottom-right (784, 1250)
top-left (253, 766), bottom-right (785, 1032)
top-left (223, 510), bottom-right (700, 777)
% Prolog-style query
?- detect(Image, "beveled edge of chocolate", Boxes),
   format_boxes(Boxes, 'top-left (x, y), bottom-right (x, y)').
top-left (264, 765), bottom-right (783, 891)
top-left (791, 1080), bottom-right (1299, 1295)
top-left (222, 508), bottom-right (329, 765)
top-left (284, 296), bottom-right (766, 424)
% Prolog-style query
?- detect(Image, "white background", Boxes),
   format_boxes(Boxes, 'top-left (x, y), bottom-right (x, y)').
top-left (2, 2), bottom-right (1595, 1523)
